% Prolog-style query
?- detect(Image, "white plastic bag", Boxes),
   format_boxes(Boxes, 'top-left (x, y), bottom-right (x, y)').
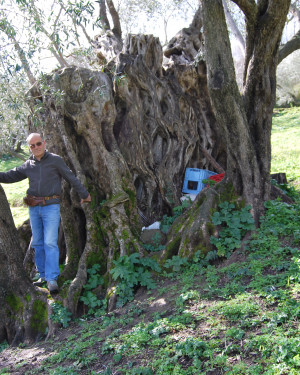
top-left (142, 221), bottom-right (161, 231)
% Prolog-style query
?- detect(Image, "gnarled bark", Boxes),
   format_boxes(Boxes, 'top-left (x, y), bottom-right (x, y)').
top-left (164, 7), bottom-right (203, 64)
top-left (26, 29), bottom-right (223, 314)
top-left (161, 177), bottom-right (237, 261)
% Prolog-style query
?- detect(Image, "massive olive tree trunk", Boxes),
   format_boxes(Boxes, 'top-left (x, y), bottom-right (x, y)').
top-left (0, 186), bottom-right (48, 345)
top-left (26, 15), bottom-right (223, 314)
top-left (23, 0), bottom-right (290, 316)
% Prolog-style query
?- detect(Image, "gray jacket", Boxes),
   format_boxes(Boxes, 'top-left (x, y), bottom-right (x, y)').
top-left (0, 151), bottom-right (89, 205)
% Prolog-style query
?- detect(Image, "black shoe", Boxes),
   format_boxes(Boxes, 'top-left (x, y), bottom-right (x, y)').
top-left (33, 277), bottom-right (46, 286)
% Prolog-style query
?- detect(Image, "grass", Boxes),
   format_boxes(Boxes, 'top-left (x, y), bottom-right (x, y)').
top-left (0, 152), bottom-right (29, 227)
top-left (272, 107), bottom-right (300, 187)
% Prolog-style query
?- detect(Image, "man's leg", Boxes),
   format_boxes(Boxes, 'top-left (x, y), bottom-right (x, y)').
top-left (41, 204), bottom-right (61, 282)
top-left (29, 206), bottom-right (45, 279)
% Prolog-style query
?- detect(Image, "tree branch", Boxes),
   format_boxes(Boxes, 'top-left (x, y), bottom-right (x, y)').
top-left (199, 144), bottom-right (225, 174)
top-left (0, 20), bottom-right (36, 86)
top-left (54, 5), bottom-right (63, 30)
top-left (106, 0), bottom-right (122, 39)
top-left (201, 0), bottom-right (246, 133)
top-left (230, 0), bottom-right (256, 20)
top-left (29, 0), bottom-right (69, 67)
top-left (290, 2), bottom-right (300, 20)
top-left (264, 0), bottom-right (291, 17)
top-left (59, 2), bottom-right (93, 45)
top-left (278, 28), bottom-right (300, 63)
top-left (230, 0), bottom-right (258, 85)
top-left (7, 149), bottom-right (27, 162)
top-left (99, 0), bottom-right (111, 31)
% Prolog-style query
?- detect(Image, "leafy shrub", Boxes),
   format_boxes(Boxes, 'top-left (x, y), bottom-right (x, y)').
top-left (217, 296), bottom-right (260, 322)
top-left (110, 253), bottom-right (161, 307)
top-left (273, 337), bottom-right (300, 367)
top-left (164, 255), bottom-right (188, 273)
top-left (175, 337), bottom-right (209, 363)
top-left (128, 367), bottom-right (153, 375)
top-left (176, 290), bottom-right (199, 307)
top-left (142, 232), bottom-right (165, 252)
top-left (50, 302), bottom-right (72, 328)
top-left (210, 202), bottom-right (255, 257)
top-left (80, 264), bottom-right (106, 316)
top-left (262, 200), bottom-right (300, 241)
top-left (225, 327), bottom-right (245, 340)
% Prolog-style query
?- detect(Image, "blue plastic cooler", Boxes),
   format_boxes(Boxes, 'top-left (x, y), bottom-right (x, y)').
top-left (182, 168), bottom-right (217, 194)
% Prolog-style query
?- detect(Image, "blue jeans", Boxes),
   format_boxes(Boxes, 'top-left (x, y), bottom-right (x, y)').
top-left (29, 204), bottom-right (61, 281)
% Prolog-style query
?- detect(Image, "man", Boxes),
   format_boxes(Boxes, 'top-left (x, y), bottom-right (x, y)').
top-left (0, 133), bottom-right (91, 293)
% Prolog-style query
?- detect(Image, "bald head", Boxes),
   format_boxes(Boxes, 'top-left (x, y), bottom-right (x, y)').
top-left (26, 133), bottom-right (44, 144)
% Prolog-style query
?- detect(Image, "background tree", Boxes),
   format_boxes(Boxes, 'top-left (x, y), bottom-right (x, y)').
top-left (97, 0), bottom-right (199, 44)
top-left (135, 0), bottom-right (198, 45)
top-left (99, 0), bottom-right (122, 39)
top-left (0, 73), bottom-right (29, 159)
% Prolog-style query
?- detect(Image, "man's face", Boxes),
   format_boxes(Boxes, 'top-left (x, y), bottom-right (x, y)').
top-left (28, 135), bottom-right (46, 160)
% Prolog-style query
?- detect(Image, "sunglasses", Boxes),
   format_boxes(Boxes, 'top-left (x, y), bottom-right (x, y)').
top-left (29, 141), bottom-right (43, 149)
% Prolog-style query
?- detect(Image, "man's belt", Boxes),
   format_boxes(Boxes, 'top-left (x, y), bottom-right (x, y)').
top-left (23, 195), bottom-right (60, 207)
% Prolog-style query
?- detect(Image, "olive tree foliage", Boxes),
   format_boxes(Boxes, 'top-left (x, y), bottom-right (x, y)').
top-left (0, 0), bottom-right (103, 155)
top-left (0, 1), bottom-right (36, 155)
top-left (0, 73), bottom-right (29, 159)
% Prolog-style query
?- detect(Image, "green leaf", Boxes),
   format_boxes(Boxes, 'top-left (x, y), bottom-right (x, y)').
top-left (212, 212), bottom-right (222, 225)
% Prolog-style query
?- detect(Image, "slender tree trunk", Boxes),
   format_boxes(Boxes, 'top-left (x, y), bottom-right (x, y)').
top-left (202, 0), bottom-right (291, 223)
top-left (8, 149), bottom-right (27, 162)
top-left (12, 37), bottom-right (37, 86)
top-left (106, 0), bottom-right (122, 39)
top-left (0, 186), bottom-right (47, 345)
top-left (99, 0), bottom-right (111, 31)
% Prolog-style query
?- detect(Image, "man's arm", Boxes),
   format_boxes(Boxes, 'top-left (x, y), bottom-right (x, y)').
top-left (56, 156), bottom-right (91, 202)
top-left (0, 167), bottom-right (27, 184)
